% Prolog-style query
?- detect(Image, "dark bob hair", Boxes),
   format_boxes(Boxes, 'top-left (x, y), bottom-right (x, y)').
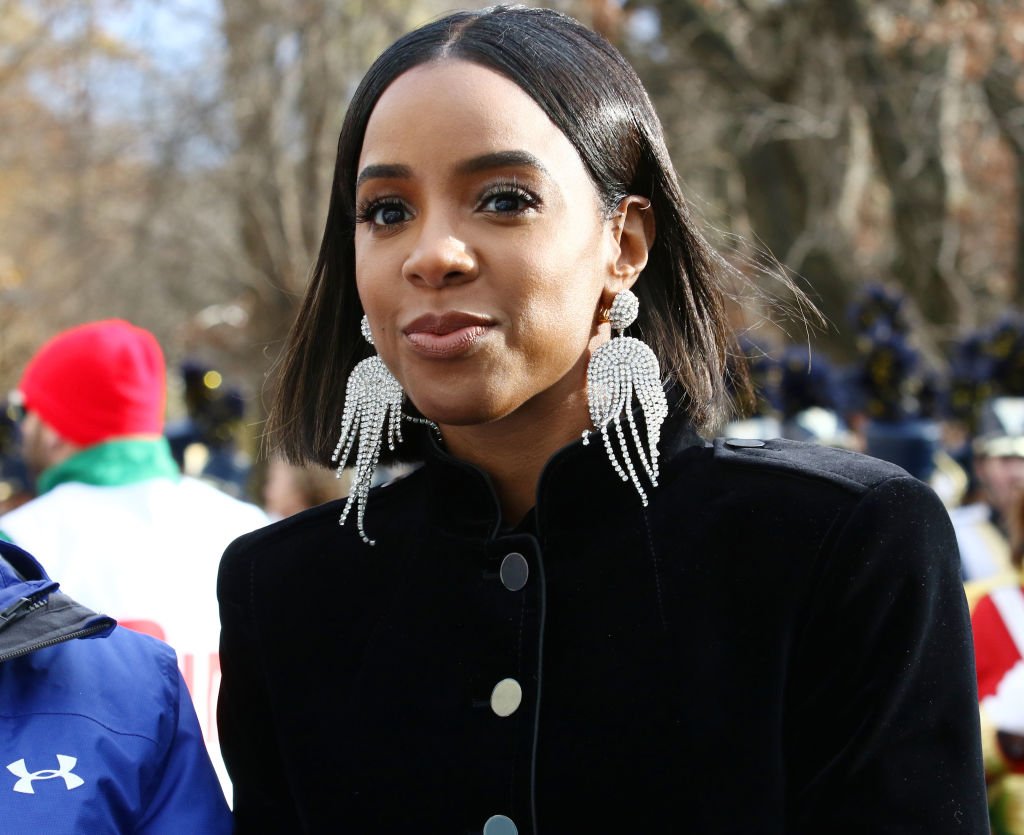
top-left (268, 4), bottom-right (750, 466)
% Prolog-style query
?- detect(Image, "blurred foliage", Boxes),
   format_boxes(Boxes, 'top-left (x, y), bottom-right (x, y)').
top-left (2, 0), bottom-right (1024, 439)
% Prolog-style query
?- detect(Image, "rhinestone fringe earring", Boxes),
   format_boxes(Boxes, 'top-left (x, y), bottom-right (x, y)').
top-left (331, 315), bottom-right (422, 545)
top-left (583, 289), bottom-right (668, 506)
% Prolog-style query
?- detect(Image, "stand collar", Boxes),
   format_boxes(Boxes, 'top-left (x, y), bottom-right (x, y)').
top-left (417, 397), bottom-right (704, 540)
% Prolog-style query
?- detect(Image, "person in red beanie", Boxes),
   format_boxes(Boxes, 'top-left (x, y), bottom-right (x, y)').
top-left (0, 319), bottom-right (268, 800)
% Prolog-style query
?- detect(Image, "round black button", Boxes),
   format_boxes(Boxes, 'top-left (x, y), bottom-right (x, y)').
top-left (725, 438), bottom-right (766, 448)
top-left (499, 552), bottom-right (529, 592)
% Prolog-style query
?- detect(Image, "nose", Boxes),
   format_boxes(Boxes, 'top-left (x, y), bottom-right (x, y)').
top-left (402, 214), bottom-right (477, 288)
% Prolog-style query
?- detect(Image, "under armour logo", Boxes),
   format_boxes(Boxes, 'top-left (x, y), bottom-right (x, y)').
top-left (7, 755), bottom-right (84, 794)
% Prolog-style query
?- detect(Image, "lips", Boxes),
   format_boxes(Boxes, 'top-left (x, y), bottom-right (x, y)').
top-left (403, 312), bottom-right (495, 359)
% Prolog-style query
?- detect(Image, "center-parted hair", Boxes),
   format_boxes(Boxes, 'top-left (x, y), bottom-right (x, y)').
top-left (269, 4), bottom-right (749, 465)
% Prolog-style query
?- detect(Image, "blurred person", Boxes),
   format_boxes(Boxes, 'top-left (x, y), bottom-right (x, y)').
top-left (777, 346), bottom-right (857, 449)
top-left (832, 305), bottom-right (968, 505)
top-left (262, 456), bottom-right (350, 520)
top-left (955, 398), bottom-right (1024, 599)
top-left (976, 431), bottom-right (1024, 540)
top-left (969, 395), bottom-right (1024, 833)
top-left (855, 328), bottom-right (942, 479)
top-left (0, 319), bottom-right (268, 794)
top-left (723, 342), bottom-right (859, 449)
top-left (971, 483), bottom-right (1024, 834)
top-left (721, 336), bottom-right (782, 440)
top-left (166, 361), bottom-right (256, 500)
top-left (0, 397), bottom-right (32, 515)
top-left (0, 538), bottom-right (231, 833)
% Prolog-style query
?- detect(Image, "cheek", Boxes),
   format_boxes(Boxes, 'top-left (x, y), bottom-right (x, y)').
top-left (504, 287), bottom-right (600, 388)
top-left (512, 249), bottom-right (606, 347)
top-left (355, 254), bottom-right (398, 335)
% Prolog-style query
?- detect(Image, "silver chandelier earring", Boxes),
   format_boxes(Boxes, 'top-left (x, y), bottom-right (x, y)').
top-left (583, 288), bottom-right (668, 506)
top-left (331, 315), bottom-right (435, 545)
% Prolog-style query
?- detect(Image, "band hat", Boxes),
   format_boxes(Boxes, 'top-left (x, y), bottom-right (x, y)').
top-left (974, 397), bottom-right (1024, 459)
top-left (18, 320), bottom-right (166, 447)
top-left (976, 435), bottom-right (1024, 459)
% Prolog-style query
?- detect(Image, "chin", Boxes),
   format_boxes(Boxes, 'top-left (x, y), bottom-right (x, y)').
top-left (408, 395), bottom-right (500, 428)
top-left (404, 376), bottom-right (514, 427)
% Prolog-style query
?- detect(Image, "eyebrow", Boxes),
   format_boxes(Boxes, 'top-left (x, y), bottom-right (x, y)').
top-left (355, 150), bottom-right (550, 190)
top-left (454, 150), bottom-right (550, 178)
top-left (355, 163), bottom-right (412, 190)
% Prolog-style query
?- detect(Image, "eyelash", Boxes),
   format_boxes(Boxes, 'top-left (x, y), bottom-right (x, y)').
top-left (354, 180), bottom-right (542, 231)
top-left (476, 180), bottom-right (541, 215)
top-left (355, 197), bottom-right (409, 229)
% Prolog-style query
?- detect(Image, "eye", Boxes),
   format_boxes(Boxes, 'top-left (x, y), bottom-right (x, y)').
top-left (356, 198), bottom-right (412, 229)
top-left (477, 181), bottom-right (541, 216)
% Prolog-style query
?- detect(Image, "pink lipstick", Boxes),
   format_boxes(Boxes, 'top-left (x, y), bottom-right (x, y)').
top-left (403, 312), bottom-right (495, 359)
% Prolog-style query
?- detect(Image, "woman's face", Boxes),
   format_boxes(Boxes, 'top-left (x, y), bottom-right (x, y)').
top-left (354, 59), bottom-right (621, 429)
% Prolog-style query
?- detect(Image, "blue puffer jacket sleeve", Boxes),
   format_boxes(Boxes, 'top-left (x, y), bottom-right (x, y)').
top-left (0, 540), bottom-right (231, 834)
top-left (137, 665), bottom-right (234, 834)
top-left (2, 627), bottom-right (232, 833)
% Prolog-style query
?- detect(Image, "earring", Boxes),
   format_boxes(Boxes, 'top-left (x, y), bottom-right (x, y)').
top-left (331, 315), bottom-right (407, 546)
top-left (583, 289), bottom-right (668, 506)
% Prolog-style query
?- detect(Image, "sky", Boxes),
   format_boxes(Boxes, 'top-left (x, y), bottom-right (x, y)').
top-left (31, 0), bottom-right (229, 163)
top-left (100, 0), bottom-right (221, 73)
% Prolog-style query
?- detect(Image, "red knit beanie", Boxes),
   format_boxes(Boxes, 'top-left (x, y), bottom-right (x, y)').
top-left (19, 320), bottom-right (167, 446)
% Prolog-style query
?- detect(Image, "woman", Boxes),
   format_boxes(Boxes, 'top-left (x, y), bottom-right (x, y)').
top-left (218, 7), bottom-right (986, 833)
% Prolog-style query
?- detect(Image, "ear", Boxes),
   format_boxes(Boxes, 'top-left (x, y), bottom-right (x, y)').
top-left (40, 421), bottom-right (81, 466)
top-left (604, 195), bottom-right (655, 299)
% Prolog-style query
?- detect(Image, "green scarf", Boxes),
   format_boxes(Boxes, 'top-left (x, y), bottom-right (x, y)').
top-left (36, 437), bottom-right (181, 495)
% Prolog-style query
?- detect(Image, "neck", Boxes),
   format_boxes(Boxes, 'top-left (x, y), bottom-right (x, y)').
top-left (438, 357), bottom-right (593, 525)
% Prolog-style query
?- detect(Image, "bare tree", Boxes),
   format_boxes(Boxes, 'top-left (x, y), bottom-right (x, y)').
top-left (609, 0), bottom-right (1023, 355)
top-left (214, 0), bottom-right (498, 412)
top-left (4, 0), bottom-right (1022, 412)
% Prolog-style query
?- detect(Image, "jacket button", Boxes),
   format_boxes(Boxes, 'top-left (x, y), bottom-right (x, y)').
top-left (483, 815), bottom-right (518, 835)
top-left (499, 552), bottom-right (529, 591)
top-left (490, 678), bottom-right (522, 717)
top-left (725, 438), bottom-right (766, 448)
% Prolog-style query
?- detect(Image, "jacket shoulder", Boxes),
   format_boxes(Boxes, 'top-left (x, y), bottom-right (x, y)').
top-left (4, 625), bottom-right (180, 746)
top-left (220, 464), bottom-right (427, 564)
top-left (57, 627), bottom-right (181, 739)
top-left (711, 437), bottom-right (913, 496)
top-left (2, 627), bottom-right (230, 832)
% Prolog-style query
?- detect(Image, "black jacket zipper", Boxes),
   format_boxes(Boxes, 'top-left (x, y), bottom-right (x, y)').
top-left (0, 593), bottom-right (49, 629)
top-left (0, 622), bottom-right (112, 664)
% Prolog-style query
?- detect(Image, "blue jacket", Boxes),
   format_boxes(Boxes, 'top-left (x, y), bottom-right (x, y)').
top-left (0, 540), bottom-right (232, 833)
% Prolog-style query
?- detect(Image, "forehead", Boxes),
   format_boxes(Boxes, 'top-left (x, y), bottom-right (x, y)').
top-left (358, 59), bottom-right (585, 177)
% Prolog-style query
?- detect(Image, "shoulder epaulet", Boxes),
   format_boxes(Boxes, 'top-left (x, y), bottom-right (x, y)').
top-left (712, 437), bottom-right (911, 495)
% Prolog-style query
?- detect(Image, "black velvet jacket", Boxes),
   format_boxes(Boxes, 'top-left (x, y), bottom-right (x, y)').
top-left (218, 416), bottom-right (987, 834)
